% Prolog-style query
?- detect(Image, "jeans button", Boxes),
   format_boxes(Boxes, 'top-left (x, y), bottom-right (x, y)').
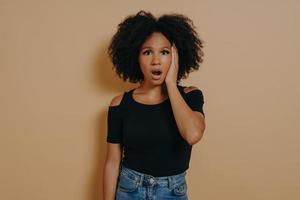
top-left (149, 178), bottom-right (154, 184)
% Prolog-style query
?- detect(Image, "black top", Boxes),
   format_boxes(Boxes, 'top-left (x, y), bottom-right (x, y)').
top-left (106, 84), bottom-right (205, 177)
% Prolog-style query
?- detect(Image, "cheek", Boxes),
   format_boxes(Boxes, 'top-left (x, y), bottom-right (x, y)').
top-left (138, 54), bottom-right (151, 65)
top-left (162, 55), bottom-right (171, 63)
top-left (138, 57), bottom-right (150, 74)
top-left (162, 55), bottom-right (172, 69)
top-left (139, 56), bottom-right (147, 66)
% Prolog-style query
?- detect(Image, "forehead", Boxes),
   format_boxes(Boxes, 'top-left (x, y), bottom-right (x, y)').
top-left (141, 32), bottom-right (171, 48)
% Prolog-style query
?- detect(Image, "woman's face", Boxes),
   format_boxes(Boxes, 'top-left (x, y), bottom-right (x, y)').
top-left (138, 32), bottom-right (172, 85)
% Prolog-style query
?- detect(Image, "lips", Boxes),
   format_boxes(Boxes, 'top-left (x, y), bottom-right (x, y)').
top-left (151, 69), bottom-right (162, 75)
top-left (151, 69), bottom-right (163, 80)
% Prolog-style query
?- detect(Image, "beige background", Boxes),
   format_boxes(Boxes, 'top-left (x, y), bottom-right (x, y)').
top-left (1, 0), bottom-right (299, 199)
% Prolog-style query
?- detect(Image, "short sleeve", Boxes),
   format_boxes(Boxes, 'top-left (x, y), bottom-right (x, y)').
top-left (106, 106), bottom-right (123, 143)
top-left (185, 89), bottom-right (205, 118)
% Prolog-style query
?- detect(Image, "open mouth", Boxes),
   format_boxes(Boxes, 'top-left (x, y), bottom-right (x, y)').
top-left (151, 69), bottom-right (162, 80)
top-left (151, 69), bottom-right (162, 75)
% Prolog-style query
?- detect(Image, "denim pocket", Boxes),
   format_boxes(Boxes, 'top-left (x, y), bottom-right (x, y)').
top-left (117, 171), bottom-right (139, 193)
top-left (172, 179), bottom-right (187, 196)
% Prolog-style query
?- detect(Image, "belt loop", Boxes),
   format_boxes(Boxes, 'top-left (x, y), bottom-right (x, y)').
top-left (138, 174), bottom-right (144, 187)
top-left (167, 176), bottom-right (173, 189)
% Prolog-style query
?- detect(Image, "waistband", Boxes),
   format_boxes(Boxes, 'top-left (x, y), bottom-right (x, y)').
top-left (120, 164), bottom-right (187, 189)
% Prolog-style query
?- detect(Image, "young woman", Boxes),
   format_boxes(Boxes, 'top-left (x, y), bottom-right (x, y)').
top-left (103, 10), bottom-right (206, 200)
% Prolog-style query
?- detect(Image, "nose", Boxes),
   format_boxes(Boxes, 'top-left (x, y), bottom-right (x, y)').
top-left (151, 54), bottom-right (160, 65)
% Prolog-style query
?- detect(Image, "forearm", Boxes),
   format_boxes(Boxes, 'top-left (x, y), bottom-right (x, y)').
top-left (166, 83), bottom-right (205, 145)
top-left (103, 161), bottom-right (121, 200)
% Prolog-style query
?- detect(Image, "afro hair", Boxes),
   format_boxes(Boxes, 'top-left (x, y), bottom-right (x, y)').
top-left (107, 10), bottom-right (204, 84)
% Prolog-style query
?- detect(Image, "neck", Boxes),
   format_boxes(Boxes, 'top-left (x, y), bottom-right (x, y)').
top-left (138, 81), bottom-right (173, 97)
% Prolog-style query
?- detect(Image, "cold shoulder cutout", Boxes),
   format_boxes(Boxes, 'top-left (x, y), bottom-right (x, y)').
top-left (185, 88), bottom-right (205, 118)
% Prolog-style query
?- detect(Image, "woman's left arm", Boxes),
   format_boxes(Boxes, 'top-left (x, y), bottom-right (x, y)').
top-left (167, 84), bottom-right (206, 145)
top-left (165, 44), bottom-right (205, 145)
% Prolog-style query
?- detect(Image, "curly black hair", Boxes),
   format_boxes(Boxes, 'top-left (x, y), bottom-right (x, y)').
top-left (107, 10), bottom-right (204, 84)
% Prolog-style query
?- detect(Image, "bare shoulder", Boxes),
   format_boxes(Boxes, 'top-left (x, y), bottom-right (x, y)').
top-left (183, 86), bottom-right (200, 94)
top-left (109, 92), bottom-right (125, 107)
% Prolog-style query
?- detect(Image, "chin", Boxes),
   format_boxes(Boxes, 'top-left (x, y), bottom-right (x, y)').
top-left (146, 79), bottom-right (163, 85)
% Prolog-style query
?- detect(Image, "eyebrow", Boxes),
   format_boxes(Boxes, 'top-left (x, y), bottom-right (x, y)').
top-left (141, 46), bottom-right (170, 50)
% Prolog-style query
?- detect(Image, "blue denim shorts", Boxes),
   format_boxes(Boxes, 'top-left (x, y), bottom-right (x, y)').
top-left (116, 164), bottom-right (189, 200)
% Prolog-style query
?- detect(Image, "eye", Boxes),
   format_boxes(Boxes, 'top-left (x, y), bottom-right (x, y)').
top-left (161, 50), bottom-right (170, 55)
top-left (142, 50), bottom-right (151, 55)
top-left (141, 50), bottom-right (170, 55)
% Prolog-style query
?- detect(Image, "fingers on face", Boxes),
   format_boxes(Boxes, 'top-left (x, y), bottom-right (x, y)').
top-left (172, 44), bottom-right (178, 64)
top-left (171, 46), bottom-right (175, 63)
top-left (174, 46), bottom-right (178, 64)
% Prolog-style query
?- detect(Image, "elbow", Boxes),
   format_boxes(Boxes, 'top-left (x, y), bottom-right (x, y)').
top-left (189, 118), bottom-right (206, 145)
top-left (186, 115), bottom-right (206, 145)
top-left (186, 129), bottom-right (205, 146)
